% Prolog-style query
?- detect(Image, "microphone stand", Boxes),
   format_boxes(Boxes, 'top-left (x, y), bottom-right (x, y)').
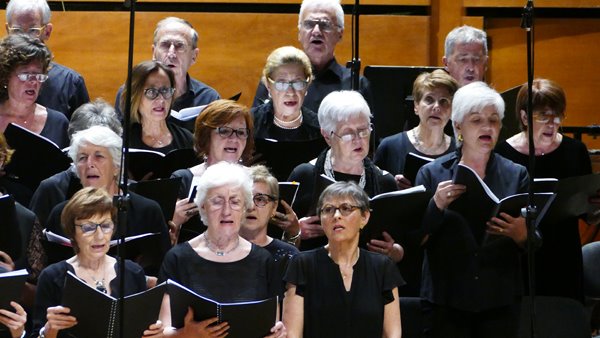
top-left (521, 1), bottom-right (537, 337)
top-left (346, 0), bottom-right (361, 91)
top-left (115, 0), bottom-right (136, 337)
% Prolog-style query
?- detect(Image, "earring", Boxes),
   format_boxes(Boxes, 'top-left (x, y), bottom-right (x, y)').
top-left (457, 134), bottom-right (463, 142)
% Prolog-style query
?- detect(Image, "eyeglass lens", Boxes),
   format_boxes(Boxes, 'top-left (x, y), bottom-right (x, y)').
top-left (320, 204), bottom-right (359, 217)
top-left (268, 78), bottom-right (308, 91)
top-left (16, 73), bottom-right (48, 83)
top-left (207, 196), bottom-right (244, 210)
top-left (79, 222), bottom-right (114, 235)
top-left (216, 126), bottom-right (249, 139)
top-left (253, 194), bottom-right (275, 207)
top-left (144, 87), bottom-right (175, 100)
top-left (302, 19), bottom-right (335, 32)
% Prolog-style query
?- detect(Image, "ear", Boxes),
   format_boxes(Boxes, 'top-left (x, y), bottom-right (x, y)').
top-left (321, 129), bottom-right (332, 146)
top-left (191, 48), bottom-right (199, 64)
top-left (41, 23), bottom-right (53, 42)
top-left (360, 209), bottom-right (371, 229)
top-left (261, 76), bottom-right (271, 96)
top-left (414, 101), bottom-right (419, 114)
top-left (453, 121), bottom-right (461, 133)
top-left (442, 56), bottom-right (449, 70)
top-left (519, 110), bottom-right (528, 126)
top-left (4, 23), bottom-right (9, 35)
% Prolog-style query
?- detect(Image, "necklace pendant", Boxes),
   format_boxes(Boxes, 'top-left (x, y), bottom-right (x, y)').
top-left (95, 280), bottom-right (107, 293)
top-left (216, 251), bottom-right (224, 256)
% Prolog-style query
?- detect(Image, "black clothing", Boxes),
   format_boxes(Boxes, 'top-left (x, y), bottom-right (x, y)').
top-left (37, 62), bottom-right (90, 119)
top-left (250, 101), bottom-right (321, 141)
top-left (252, 58), bottom-right (373, 114)
top-left (170, 168), bottom-right (204, 241)
top-left (129, 122), bottom-right (194, 155)
top-left (29, 169), bottom-right (81, 227)
top-left (284, 247), bottom-right (404, 338)
top-left (496, 136), bottom-right (591, 303)
top-left (374, 131), bottom-right (455, 176)
top-left (287, 149), bottom-right (397, 250)
top-left (40, 108), bottom-right (69, 149)
top-left (158, 242), bottom-right (278, 303)
top-left (115, 74), bottom-right (220, 132)
top-left (31, 259), bottom-right (145, 338)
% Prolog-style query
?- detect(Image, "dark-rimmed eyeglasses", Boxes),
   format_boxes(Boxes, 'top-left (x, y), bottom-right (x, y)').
top-left (76, 222), bottom-right (115, 236)
top-left (216, 126), bottom-right (250, 139)
top-left (7, 25), bottom-right (47, 38)
top-left (144, 87), bottom-right (175, 100)
top-left (301, 19), bottom-right (338, 33)
top-left (267, 78), bottom-right (308, 91)
top-left (16, 73), bottom-right (48, 83)
top-left (319, 203), bottom-right (361, 217)
top-left (331, 125), bottom-right (372, 143)
top-left (253, 193), bottom-right (276, 208)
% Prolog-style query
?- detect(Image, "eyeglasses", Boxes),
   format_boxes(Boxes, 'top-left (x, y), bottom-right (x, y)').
top-left (267, 78), bottom-right (309, 91)
top-left (144, 87), bottom-right (175, 100)
top-left (76, 222), bottom-right (115, 236)
top-left (7, 25), bottom-right (47, 38)
top-left (216, 126), bottom-right (250, 139)
top-left (206, 196), bottom-right (244, 211)
top-left (319, 203), bottom-right (361, 217)
top-left (16, 73), bottom-right (48, 83)
top-left (253, 193), bottom-right (276, 208)
top-left (533, 111), bottom-right (562, 124)
top-left (331, 125), bottom-right (372, 142)
top-left (301, 19), bottom-right (338, 33)
top-left (156, 40), bottom-right (189, 54)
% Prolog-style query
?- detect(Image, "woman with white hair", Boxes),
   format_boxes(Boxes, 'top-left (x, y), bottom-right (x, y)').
top-left (287, 91), bottom-right (403, 262)
top-left (157, 161), bottom-right (285, 337)
top-left (415, 82), bottom-right (533, 337)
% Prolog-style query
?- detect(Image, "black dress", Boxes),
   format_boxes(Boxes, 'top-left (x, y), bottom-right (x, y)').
top-left (250, 102), bottom-right (321, 141)
top-left (284, 247), bottom-right (404, 338)
top-left (495, 136), bottom-right (592, 302)
top-left (31, 260), bottom-right (146, 338)
top-left (129, 122), bottom-right (194, 155)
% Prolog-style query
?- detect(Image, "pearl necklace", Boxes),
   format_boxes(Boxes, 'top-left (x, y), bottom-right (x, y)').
top-left (203, 233), bottom-right (240, 256)
top-left (324, 149), bottom-right (366, 188)
top-left (273, 113), bottom-right (303, 130)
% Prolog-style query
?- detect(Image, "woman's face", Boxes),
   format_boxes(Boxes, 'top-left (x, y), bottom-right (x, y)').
top-left (266, 63), bottom-right (308, 119)
top-left (75, 143), bottom-right (119, 191)
top-left (523, 107), bottom-right (562, 148)
top-left (243, 181), bottom-right (277, 233)
top-left (320, 196), bottom-right (369, 243)
top-left (8, 61), bottom-right (44, 104)
top-left (138, 69), bottom-right (173, 123)
top-left (73, 211), bottom-right (114, 261)
top-left (456, 105), bottom-right (502, 155)
top-left (207, 115), bottom-right (248, 164)
top-left (202, 184), bottom-right (246, 237)
top-left (327, 115), bottom-right (371, 165)
top-left (415, 86), bottom-right (452, 129)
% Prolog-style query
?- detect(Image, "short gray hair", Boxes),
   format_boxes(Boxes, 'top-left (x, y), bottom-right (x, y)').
top-left (451, 81), bottom-right (504, 147)
top-left (317, 181), bottom-right (370, 217)
top-left (444, 25), bottom-right (488, 58)
top-left (195, 162), bottom-right (253, 224)
top-left (68, 126), bottom-right (122, 176)
top-left (318, 90), bottom-right (371, 133)
top-left (298, 0), bottom-right (344, 30)
top-left (68, 99), bottom-right (123, 140)
top-left (6, 0), bottom-right (51, 25)
top-left (153, 17), bottom-right (199, 49)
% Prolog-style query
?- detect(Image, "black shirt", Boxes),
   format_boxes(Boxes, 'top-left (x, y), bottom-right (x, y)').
top-left (37, 62), bottom-right (90, 119)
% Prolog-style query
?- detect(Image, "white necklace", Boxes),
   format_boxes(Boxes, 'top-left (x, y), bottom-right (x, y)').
top-left (203, 233), bottom-right (240, 256)
top-left (412, 127), bottom-right (446, 154)
top-left (273, 113), bottom-right (303, 130)
top-left (324, 149), bottom-right (366, 188)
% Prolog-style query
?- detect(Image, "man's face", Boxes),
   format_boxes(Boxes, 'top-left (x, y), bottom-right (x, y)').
top-left (443, 42), bottom-right (487, 87)
top-left (152, 22), bottom-right (199, 81)
top-left (6, 10), bottom-right (52, 42)
top-left (298, 7), bottom-right (342, 70)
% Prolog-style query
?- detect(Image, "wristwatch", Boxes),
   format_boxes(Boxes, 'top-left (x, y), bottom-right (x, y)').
top-left (38, 327), bottom-right (46, 338)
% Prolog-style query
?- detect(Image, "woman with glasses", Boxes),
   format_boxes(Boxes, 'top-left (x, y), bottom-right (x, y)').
top-left (33, 187), bottom-right (163, 338)
top-left (169, 99), bottom-right (254, 243)
top-left (288, 91), bottom-right (403, 260)
top-left (496, 78), bottom-right (599, 303)
top-left (283, 181), bottom-right (403, 338)
top-left (251, 46), bottom-right (320, 141)
top-left (374, 69), bottom-right (458, 189)
top-left (158, 162), bottom-right (285, 337)
top-left (0, 33), bottom-right (68, 148)
top-left (121, 60), bottom-right (193, 154)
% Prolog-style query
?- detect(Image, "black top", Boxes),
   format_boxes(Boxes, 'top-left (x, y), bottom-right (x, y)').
top-left (250, 101), bottom-right (321, 141)
top-left (37, 62), bottom-right (90, 119)
top-left (31, 259), bottom-right (145, 338)
top-left (40, 108), bottom-right (69, 149)
top-left (129, 121), bottom-right (194, 155)
top-left (29, 168), bottom-right (82, 227)
top-left (287, 149), bottom-right (397, 250)
top-left (252, 58), bottom-right (373, 114)
top-left (374, 131), bottom-right (455, 176)
top-left (284, 247), bottom-right (404, 338)
top-left (115, 74), bottom-right (220, 132)
top-left (158, 242), bottom-right (278, 303)
top-left (495, 136), bottom-right (592, 302)
top-left (416, 151), bottom-right (530, 312)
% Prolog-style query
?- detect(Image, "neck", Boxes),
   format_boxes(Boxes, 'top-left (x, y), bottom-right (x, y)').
top-left (142, 120), bottom-right (169, 136)
top-left (76, 254), bottom-right (106, 271)
top-left (105, 181), bottom-right (120, 196)
top-left (204, 230), bottom-right (238, 250)
top-left (175, 74), bottom-right (188, 99)
top-left (0, 100), bottom-right (36, 117)
top-left (460, 149), bottom-right (491, 176)
top-left (326, 241), bottom-right (359, 266)
top-left (240, 227), bottom-right (271, 247)
top-left (331, 152), bottom-right (364, 175)
top-left (415, 125), bottom-right (446, 147)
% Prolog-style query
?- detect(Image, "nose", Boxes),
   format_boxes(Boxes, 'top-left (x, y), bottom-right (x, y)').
top-left (93, 226), bottom-right (104, 238)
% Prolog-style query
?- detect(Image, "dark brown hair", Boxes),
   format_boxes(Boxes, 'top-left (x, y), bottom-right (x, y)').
top-left (515, 78), bottom-right (566, 131)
